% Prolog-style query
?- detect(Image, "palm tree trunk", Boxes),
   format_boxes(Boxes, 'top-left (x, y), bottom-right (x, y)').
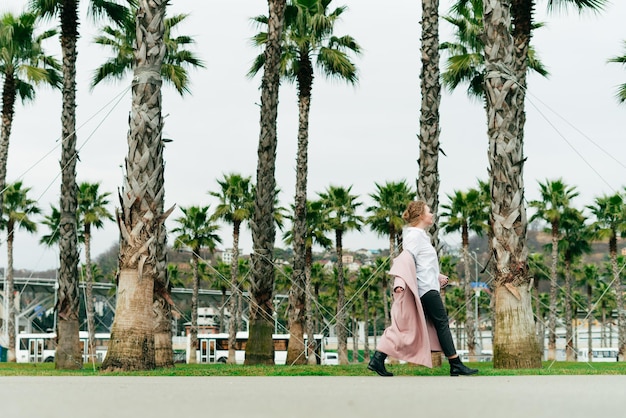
top-left (228, 225), bottom-right (241, 364)
top-left (305, 247), bottom-right (317, 364)
top-left (335, 230), bottom-right (348, 365)
top-left (287, 61), bottom-right (313, 365)
top-left (56, 0), bottom-right (82, 370)
top-left (417, 0), bottom-right (442, 252)
top-left (0, 71), bottom-right (16, 223)
top-left (587, 285), bottom-right (593, 362)
top-left (548, 227), bottom-right (558, 361)
top-left (84, 226), bottom-right (97, 363)
top-left (610, 236), bottom-right (625, 361)
top-left (102, 0), bottom-right (168, 371)
top-left (153, 225), bottom-right (173, 368)
top-left (188, 252), bottom-right (199, 364)
top-left (564, 260), bottom-right (575, 361)
top-left (462, 229), bottom-right (476, 358)
top-left (363, 290), bottom-right (370, 362)
top-left (483, 0), bottom-right (541, 369)
top-left (247, 0), bottom-right (286, 365)
top-left (382, 234), bottom-right (393, 328)
top-left (6, 224), bottom-right (15, 362)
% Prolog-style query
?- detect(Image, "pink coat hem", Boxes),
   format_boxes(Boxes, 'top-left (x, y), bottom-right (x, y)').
top-left (375, 250), bottom-right (442, 368)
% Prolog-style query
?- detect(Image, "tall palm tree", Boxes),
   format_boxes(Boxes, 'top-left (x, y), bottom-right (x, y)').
top-left (317, 184), bottom-right (362, 365)
top-left (529, 178), bottom-right (579, 360)
top-left (417, 0), bottom-right (442, 253)
top-left (250, 0), bottom-right (360, 366)
top-left (101, 0), bottom-right (170, 372)
top-left (209, 173), bottom-right (254, 364)
top-left (171, 205), bottom-right (222, 364)
top-left (91, 2), bottom-right (204, 95)
top-left (440, 187), bottom-right (488, 357)
top-left (77, 181), bottom-right (113, 362)
top-left (366, 179), bottom-right (415, 328)
top-left (558, 208), bottom-right (591, 361)
top-left (0, 11), bottom-right (60, 225)
top-left (1, 181), bottom-right (40, 362)
top-left (483, 0), bottom-right (541, 369)
top-left (30, 0), bottom-right (128, 370)
top-left (246, 0), bottom-right (286, 365)
top-left (587, 192), bottom-right (626, 361)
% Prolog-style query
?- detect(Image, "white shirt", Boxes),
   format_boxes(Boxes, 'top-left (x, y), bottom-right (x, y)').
top-left (402, 226), bottom-right (440, 297)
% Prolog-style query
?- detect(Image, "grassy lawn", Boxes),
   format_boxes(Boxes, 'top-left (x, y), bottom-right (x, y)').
top-left (1, 361), bottom-right (625, 377)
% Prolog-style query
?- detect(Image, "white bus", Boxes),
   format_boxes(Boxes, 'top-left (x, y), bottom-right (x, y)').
top-left (16, 331), bottom-right (111, 363)
top-left (189, 331), bottom-right (326, 365)
top-left (577, 347), bottom-right (618, 363)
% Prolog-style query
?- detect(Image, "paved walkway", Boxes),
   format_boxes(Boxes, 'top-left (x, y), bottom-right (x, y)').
top-left (1, 375), bottom-right (624, 418)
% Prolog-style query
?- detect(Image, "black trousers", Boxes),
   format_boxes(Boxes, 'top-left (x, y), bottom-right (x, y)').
top-left (420, 289), bottom-right (457, 358)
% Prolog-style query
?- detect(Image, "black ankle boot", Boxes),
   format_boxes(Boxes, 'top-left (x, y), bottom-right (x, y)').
top-left (449, 356), bottom-right (478, 376)
top-left (368, 351), bottom-right (393, 376)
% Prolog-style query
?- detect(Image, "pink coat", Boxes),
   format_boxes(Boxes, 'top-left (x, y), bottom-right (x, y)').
top-left (376, 250), bottom-right (442, 367)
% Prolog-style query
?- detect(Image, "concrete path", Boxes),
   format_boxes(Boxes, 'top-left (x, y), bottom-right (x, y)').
top-left (1, 375), bottom-right (624, 418)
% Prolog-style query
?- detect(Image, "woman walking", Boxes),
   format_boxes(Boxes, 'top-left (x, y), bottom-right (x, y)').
top-left (368, 200), bottom-right (478, 377)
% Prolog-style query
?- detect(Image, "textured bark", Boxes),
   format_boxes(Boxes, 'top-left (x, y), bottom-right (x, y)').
top-left (102, 0), bottom-right (168, 371)
top-left (287, 55), bottom-right (313, 366)
top-left (335, 231), bottom-right (348, 365)
top-left (610, 237), bottom-right (625, 361)
top-left (5, 225), bottom-right (15, 362)
top-left (188, 253), bottom-right (199, 364)
top-left (461, 241), bottom-right (476, 357)
top-left (305, 246), bottom-right (317, 364)
top-left (153, 218), bottom-right (173, 368)
top-left (547, 226), bottom-right (558, 360)
top-left (0, 71), bottom-right (16, 223)
top-left (228, 225), bottom-right (241, 364)
top-left (84, 227), bottom-right (96, 363)
top-left (564, 259), bottom-right (575, 361)
top-left (483, 0), bottom-right (541, 369)
top-left (246, 0), bottom-right (286, 365)
top-left (56, 0), bottom-right (82, 370)
top-left (417, 0), bottom-right (442, 252)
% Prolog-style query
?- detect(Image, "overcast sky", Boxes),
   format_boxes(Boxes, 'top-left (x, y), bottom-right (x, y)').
top-left (3, 0), bottom-right (626, 272)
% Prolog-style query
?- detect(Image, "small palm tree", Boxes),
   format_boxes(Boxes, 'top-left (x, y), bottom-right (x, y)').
top-left (77, 182), bottom-right (113, 363)
top-left (1, 181), bottom-right (41, 362)
top-left (317, 184), bottom-right (363, 365)
top-left (283, 199), bottom-right (332, 363)
top-left (440, 186), bottom-right (488, 357)
top-left (0, 11), bottom-right (60, 227)
top-left (171, 205), bottom-right (222, 364)
top-left (558, 208), bottom-right (591, 361)
top-left (587, 192), bottom-right (626, 360)
top-left (209, 173), bottom-right (255, 364)
top-left (529, 178), bottom-right (579, 361)
top-left (91, 2), bottom-right (204, 95)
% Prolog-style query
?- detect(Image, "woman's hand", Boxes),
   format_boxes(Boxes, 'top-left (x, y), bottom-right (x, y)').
top-left (438, 274), bottom-right (449, 289)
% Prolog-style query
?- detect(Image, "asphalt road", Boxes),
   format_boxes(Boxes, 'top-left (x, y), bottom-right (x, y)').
top-left (2, 375), bottom-right (624, 418)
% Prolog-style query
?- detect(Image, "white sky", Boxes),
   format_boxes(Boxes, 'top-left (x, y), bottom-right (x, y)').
top-left (3, 0), bottom-right (626, 271)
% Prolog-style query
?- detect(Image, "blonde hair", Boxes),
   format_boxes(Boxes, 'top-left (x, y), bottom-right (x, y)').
top-left (402, 200), bottom-right (427, 225)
